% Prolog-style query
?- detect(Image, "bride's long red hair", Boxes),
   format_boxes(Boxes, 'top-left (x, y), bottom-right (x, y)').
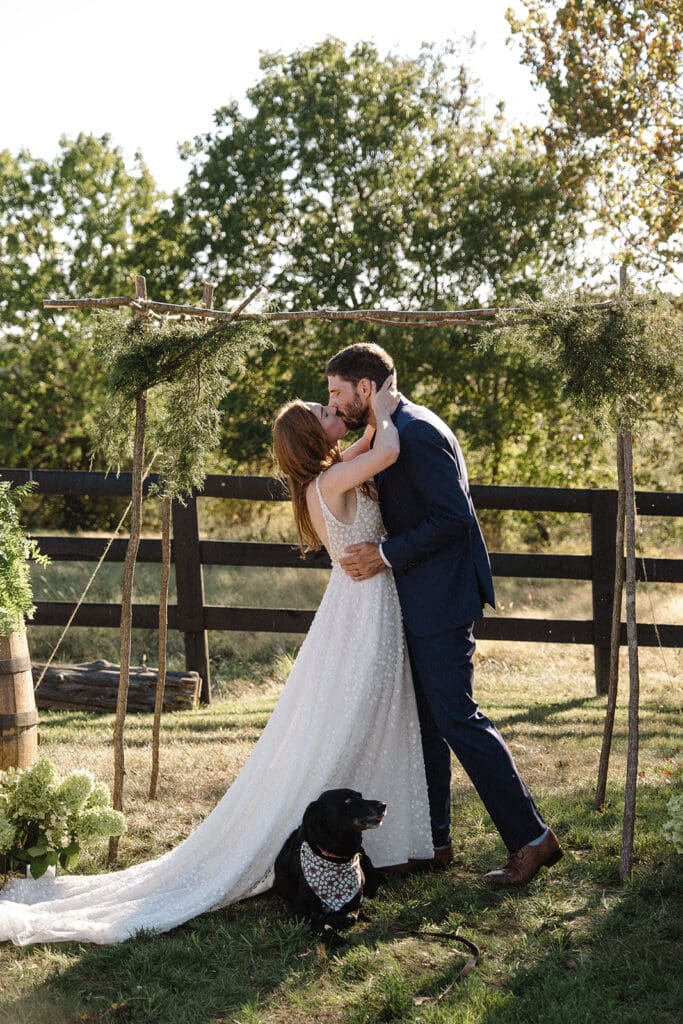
top-left (272, 400), bottom-right (341, 553)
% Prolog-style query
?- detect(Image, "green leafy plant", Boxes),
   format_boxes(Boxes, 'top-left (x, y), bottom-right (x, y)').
top-left (0, 757), bottom-right (126, 879)
top-left (0, 479), bottom-right (49, 636)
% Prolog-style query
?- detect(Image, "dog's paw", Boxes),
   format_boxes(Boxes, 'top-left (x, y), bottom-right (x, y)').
top-left (321, 924), bottom-right (347, 949)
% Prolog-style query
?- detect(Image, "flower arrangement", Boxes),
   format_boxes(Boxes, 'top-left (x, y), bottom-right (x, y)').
top-left (663, 793), bottom-right (683, 855)
top-left (0, 757), bottom-right (126, 878)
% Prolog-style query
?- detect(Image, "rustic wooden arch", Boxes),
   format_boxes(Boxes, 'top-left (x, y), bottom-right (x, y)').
top-left (42, 271), bottom-right (667, 878)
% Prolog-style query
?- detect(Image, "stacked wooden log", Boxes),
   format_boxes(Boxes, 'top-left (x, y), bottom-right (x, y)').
top-left (33, 661), bottom-right (201, 713)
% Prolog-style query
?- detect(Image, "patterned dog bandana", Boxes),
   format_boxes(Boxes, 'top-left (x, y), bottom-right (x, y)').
top-left (300, 840), bottom-right (363, 912)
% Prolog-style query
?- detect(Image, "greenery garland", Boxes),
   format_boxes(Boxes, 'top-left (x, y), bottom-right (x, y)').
top-left (0, 480), bottom-right (48, 636)
top-left (89, 311), bottom-right (271, 496)
top-left (498, 291), bottom-right (683, 429)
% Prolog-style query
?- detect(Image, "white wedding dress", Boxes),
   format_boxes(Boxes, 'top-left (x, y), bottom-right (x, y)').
top-left (0, 481), bottom-right (433, 945)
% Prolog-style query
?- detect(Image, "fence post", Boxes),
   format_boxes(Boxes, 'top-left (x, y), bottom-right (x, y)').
top-left (172, 496), bottom-right (211, 703)
top-left (590, 489), bottom-right (618, 695)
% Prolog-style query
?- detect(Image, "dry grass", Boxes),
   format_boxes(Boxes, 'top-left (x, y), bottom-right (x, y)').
top-left (1, 639), bottom-right (681, 1024)
top-left (26, 635), bottom-right (682, 875)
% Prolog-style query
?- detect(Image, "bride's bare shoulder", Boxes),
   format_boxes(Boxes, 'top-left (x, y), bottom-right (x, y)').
top-left (305, 477), bottom-right (319, 504)
top-left (305, 477), bottom-right (327, 521)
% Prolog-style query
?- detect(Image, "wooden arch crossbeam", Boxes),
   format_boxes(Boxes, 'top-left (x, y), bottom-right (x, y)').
top-left (43, 286), bottom-right (619, 328)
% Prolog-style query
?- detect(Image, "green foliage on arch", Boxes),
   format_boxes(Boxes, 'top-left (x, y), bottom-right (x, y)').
top-left (502, 291), bottom-right (683, 430)
top-left (89, 311), bottom-right (270, 498)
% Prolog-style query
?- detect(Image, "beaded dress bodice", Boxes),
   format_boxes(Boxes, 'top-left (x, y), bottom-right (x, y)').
top-left (314, 477), bottom-right (383, 567)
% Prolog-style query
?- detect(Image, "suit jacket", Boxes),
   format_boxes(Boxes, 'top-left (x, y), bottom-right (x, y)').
top-left (378, 396), bottom-right (495, 636)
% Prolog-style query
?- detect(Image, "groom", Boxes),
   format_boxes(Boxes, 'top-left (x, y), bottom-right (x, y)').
top-left (326, 342), bottom-right (563, 886)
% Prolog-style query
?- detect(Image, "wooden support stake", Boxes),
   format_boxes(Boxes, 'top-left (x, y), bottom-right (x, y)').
top-left (595, 432), bottom-right (626, 809)
top-left (148, 284), bottom-right (215, 797)
top-left (202, 283), bottom-right (215, 310)
top-left (620, 423), bottom-right (641, 881)
top-left (109, 275), bottom-right (148, 862)
top-left (149, 495), bottom-right (171, 800)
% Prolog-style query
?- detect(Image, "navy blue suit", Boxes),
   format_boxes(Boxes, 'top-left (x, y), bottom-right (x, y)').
top-left (378, 396), bottom-right (545, 851)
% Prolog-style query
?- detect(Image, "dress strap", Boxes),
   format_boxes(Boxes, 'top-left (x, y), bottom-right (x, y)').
top-left (314, 473), bottom-right (334, 524)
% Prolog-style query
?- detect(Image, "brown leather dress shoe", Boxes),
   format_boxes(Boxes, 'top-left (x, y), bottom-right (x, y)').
top-left (485, 829), bottom-right (563, 887)
top-left (408, 841), bottom-right (454, 873)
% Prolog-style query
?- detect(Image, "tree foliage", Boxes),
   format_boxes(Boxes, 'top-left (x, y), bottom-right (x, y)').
top-left (507, 0), bottom-right (683, 276)
top-left (0, 138), bottom-right (161, 468)
top-left (4, 36), bottom-right (676, 542)
top-left (173, 38), bottom-right (589, 480)
top-left (178, 38), bottom-right (584, 304)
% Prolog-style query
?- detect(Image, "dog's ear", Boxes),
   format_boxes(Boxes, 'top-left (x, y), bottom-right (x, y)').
top-left (302, 799), bottom-right (322, 830)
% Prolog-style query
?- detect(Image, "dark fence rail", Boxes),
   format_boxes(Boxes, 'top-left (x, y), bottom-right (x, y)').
top-left (3, 469), bottom-right (682, 703)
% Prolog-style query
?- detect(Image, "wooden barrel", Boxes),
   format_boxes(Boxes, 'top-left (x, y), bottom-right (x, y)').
top-left (0, 627), bottom-right (39, 771)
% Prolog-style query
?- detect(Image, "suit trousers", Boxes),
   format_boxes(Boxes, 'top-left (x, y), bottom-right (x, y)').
top-left (404, 623), bottom-right (546, 852)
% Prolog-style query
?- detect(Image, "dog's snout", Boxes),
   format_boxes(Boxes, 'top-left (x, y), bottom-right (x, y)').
top-left (359, 800), bottom-right (387, 830)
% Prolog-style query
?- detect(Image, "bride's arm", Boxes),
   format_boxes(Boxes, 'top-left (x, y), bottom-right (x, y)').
top-left (340, 424), bottom-right (375, 462)
top-left (320, 380), bottom-right (399, 499)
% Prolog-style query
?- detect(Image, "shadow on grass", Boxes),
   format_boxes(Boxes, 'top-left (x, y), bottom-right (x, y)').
top-left (327, 858), bottom-right (682, 1024)
top-left (38, 707), bottom-right (279, 732)
top-left (0, 893), bottom-right (313, 1024)
top-left (493, 695), bottom-right (600, 729)
top-left (1, 787), bottom-right (679, 1024)
top-left (475, 861), bottom-right (682, 1024)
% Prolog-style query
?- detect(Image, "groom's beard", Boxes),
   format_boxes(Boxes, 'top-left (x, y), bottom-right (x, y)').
top-left (339, 394), bottom-right (369, 432)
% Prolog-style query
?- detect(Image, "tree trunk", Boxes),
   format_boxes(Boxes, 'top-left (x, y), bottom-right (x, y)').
top-left (108, 392), bottom-right (146, 863)
top-left (149, 494), bottom-right (171, 800)
top-left (595, 431), bottom-right (626, 810)
top-left (619, 423), bottom-right (640, 881)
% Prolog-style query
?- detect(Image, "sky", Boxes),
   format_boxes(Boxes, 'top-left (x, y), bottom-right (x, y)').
top-left (2, 0), bottom-right (543, 193)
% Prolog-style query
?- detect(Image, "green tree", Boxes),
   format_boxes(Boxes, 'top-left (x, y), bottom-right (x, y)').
top-left (0, 135), bottom-right (172, 524)
top-left (507, 0), bottom-right (683, 277)
top-left (174, 38), bottom-right (590, 486)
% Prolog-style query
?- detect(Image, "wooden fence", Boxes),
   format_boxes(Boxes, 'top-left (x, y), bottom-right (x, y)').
top-left (3, 469), bottom-right (682, 703)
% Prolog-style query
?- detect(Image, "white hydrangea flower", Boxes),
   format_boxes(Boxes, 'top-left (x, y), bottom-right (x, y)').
top-left (76, 807), bottom-right (126, 844)
top-left (9, 758), bottom-right (56, 821)
top-left (0, 757), bottom-right (124, 872)
top-left (57, 771), bottom-right (95, 813)
top-left (85, 781), bottom-right (111, 809)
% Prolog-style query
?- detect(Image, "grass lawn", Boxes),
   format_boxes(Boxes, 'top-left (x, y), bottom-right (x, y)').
top-left (1, 642), bottom-right (681, 1024)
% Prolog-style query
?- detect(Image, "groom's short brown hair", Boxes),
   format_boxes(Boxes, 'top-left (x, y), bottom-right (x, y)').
top-left (325, 343), bottom-right (394, 388)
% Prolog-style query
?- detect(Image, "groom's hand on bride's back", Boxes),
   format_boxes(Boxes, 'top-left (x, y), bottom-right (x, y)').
top-left (340, 542), bottom-right (386, 581)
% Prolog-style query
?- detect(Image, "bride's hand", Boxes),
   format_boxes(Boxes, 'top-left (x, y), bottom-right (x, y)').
top-left (370, 373), bottom-right (398, 420)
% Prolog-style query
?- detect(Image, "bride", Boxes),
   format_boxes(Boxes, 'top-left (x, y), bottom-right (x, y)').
top-left (0, 377), bottom-right (433, 946)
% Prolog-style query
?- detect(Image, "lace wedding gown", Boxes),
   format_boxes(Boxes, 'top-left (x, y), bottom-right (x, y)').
top-left (0, 482), bottom-right (433, 946)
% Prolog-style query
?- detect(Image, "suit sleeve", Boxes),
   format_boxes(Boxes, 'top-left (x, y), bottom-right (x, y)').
top-left (381, 419), bottom-right (475, 572)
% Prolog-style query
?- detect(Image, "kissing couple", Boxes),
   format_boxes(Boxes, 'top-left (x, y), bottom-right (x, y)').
top-left (0, 342), bottom-right (561, 947)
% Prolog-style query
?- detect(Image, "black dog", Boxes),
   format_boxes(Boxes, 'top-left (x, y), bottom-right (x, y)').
top-left (274, 788), bottom-right (385, 940)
